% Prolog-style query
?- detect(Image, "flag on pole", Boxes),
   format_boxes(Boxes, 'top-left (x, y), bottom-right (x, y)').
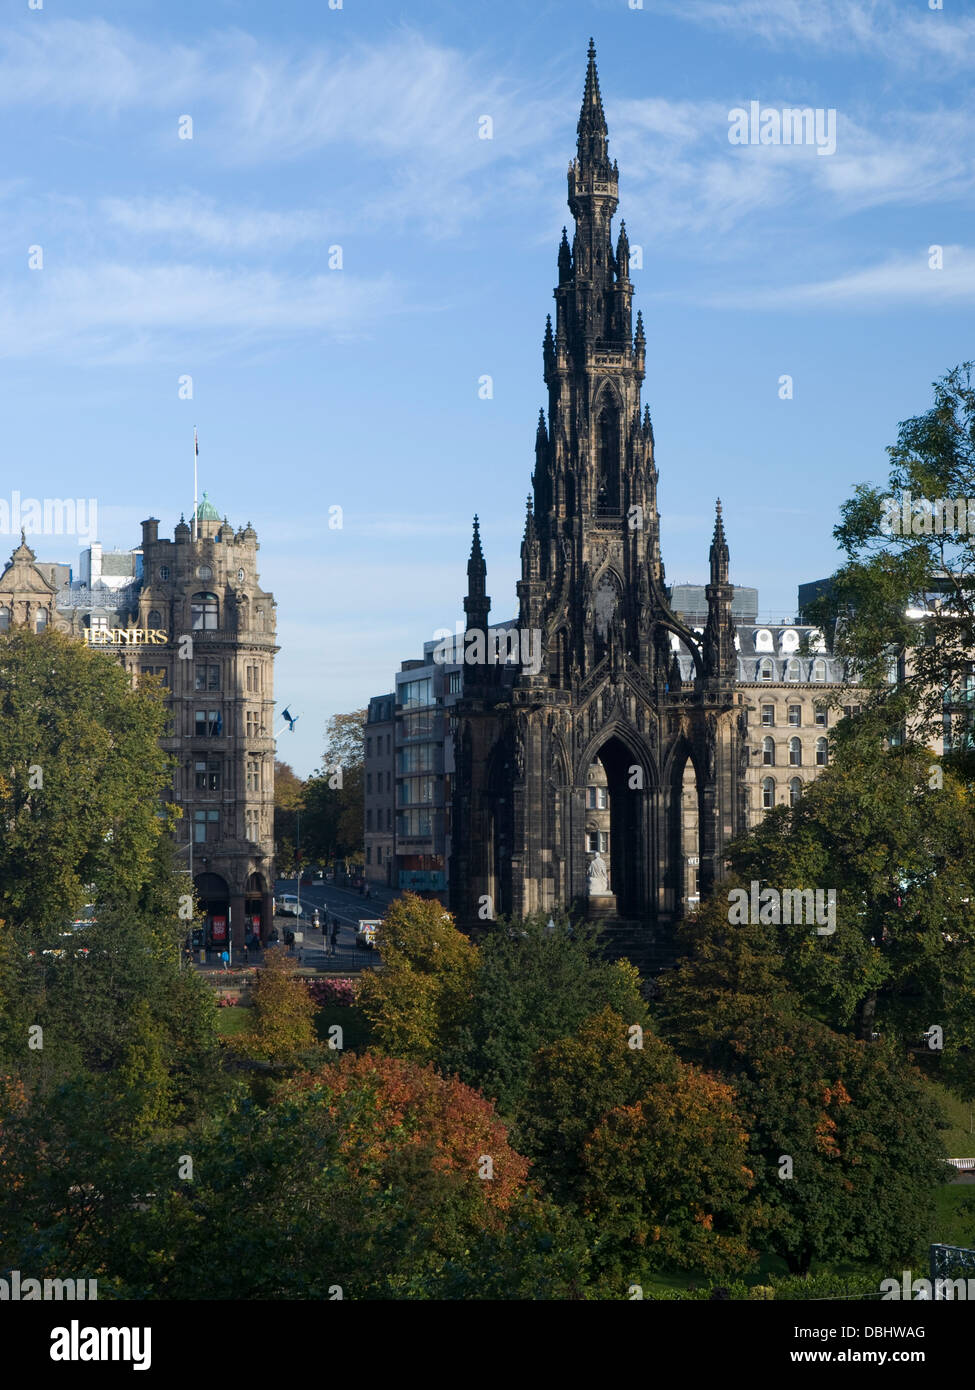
top-left (282, 708), bottom-right (298, 731)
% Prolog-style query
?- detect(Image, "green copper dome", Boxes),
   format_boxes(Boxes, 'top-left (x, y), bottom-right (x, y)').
top-left (195, 492), bottom-right (221, 522)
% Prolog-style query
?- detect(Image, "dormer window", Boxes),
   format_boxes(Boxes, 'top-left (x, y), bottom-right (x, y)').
top-left (754, 628), bottom-right (774, 652)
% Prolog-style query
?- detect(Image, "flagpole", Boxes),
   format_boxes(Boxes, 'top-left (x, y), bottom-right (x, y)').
top-left (193, 428), bottom-right (199, 542)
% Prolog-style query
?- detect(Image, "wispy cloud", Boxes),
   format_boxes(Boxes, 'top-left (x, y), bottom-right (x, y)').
top-left (0, 262), bottom-right (401, 362)
top-left (703, 246), bottom-right (975, 308)
top-left (612, 98), bottom-right (975, 245)
top-left (662, 0), bottom-right (975, 71)
top-left (100, 196), bottom-right (335, 251)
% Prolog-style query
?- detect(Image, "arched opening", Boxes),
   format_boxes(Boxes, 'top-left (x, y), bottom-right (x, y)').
top-left (245, 871), bottom-right (267, 940)
top-left (680, 759), bottom-right (700, 912)
top-left (595, 400), bottom-right (620, 515)
top-left (194, 871), bottom-right (229, 949)
top-left (589, 734), bottom-right (649, 918)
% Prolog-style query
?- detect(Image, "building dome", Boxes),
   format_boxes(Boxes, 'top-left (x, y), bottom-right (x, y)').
top-left (195, 492), bottom-right (221, 523)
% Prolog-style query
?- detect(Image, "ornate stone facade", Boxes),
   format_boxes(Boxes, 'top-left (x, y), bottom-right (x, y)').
top-left (448, 46), bottom-right (747, 935)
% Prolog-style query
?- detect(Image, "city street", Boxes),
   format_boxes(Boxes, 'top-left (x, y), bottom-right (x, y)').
top-left (270, 876), bottom-right (390, 971)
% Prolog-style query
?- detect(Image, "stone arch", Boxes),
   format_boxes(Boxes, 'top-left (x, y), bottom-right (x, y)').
top-left (577, 722), bottom-right (656, 918)
top-left (662, 733), bottom-right (706, 918)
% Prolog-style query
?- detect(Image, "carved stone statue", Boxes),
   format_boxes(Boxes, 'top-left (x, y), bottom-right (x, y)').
top-left (587, 851), bottom-right (610, 896)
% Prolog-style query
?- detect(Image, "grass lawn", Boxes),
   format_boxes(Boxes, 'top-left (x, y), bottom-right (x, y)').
top-left (215, 1005), bottom-right (252, 1037)
top-left (929, 1081), bottom-right (975, 1157)
top-left (932, 1183), bottom-right (975, 1247)
top-left (314, 1004), bottom-right (371, 1051)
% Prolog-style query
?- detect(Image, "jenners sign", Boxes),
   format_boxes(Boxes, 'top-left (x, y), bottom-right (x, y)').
top-left (84, 628), bottom-right (168, 646)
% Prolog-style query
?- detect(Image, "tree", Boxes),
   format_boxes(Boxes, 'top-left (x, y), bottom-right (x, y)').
top-left (230, 946), bottom-right (318, 1064)
top-left (659, 901), bottom-right (948, 1274)
top-left (299, 709), bottom-right (367, 864)
top-left (356, 894), bottom-right (479, 1063)
top-left (807, 363), bottom-right (975, 763)
top-left (445, 913), bottom-right (647, 1124)
top-left (40, 1054), bottom-right (582, 1300)
top-left (520, 1007), bottom-right (759, 1282)
top-left (726, 734), bottom-right (975, 1049)
top-left (0, 627), bottom-right (174, 932)
top-left (273, 760), bottom-right (305, 875)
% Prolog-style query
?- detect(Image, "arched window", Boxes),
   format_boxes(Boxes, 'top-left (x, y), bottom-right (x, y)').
top-left (789, 737), bottom-right (802, 766)
top-left (815, 737), bottom-right (828, 766)
top-left (147, 609), bottom-right (162, 628)
top-left (762, 777), bottom-right (775, 810)
top-left (812, 659), bottom-right (827, 682)
top-left (759, 657), bottom-right (774, 681)
top-left (789, 777), bottom-right (803, 806)
top-left (785, 657), bottom-right (801, 681)
top-left (595, 400), bottom-right (620, 515)
top-left (762, 737), bottom-right (775, 766)
top-left (0, 605), bottom-right (9, 632)
top-left (191, 592), bottom-right (218, 631)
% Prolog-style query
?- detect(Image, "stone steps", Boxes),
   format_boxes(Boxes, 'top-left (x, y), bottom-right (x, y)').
top-left (596, 919), bottom-right (677, 975)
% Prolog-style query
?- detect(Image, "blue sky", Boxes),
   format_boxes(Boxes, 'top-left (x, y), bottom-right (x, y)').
top-left (4, 0), bottom-right (974, 775)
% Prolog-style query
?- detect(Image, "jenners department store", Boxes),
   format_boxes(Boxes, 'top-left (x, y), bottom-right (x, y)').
top-left (0, 497), bottom-right (278, 946)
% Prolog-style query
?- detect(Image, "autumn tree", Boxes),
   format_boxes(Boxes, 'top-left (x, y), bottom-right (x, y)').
top-left (356, 894), bottom-right (478, 1063)
top-left (57, 1053), bottom-right (589, 1300)
top-left (519, 1007), bottom-right (759, 1283)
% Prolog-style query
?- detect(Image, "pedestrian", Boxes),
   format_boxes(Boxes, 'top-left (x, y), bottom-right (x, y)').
top-left (330, 921), bottom-right (339, 958)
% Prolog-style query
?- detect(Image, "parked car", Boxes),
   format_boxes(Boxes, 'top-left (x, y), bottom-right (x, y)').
top-left (275, 894), bottom-right (301, 917)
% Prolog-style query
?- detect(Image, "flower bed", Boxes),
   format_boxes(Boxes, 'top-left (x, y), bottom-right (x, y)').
top-left (306, 977), bottom-right (358, 1007)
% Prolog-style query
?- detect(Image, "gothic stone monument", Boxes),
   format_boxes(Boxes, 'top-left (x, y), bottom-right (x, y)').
top-left (449, 43), bottom-right (747, 942)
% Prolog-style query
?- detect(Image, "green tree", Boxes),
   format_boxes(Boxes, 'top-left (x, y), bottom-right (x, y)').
top-left (807, 363), bottom-right (975, 761)
top-left (0, 627), bottom-right (174, 932)
top-left (659, 902), bottom-right (948, 1274)
top-left (300, 709), bottom-right (367, 864)
top-left (356, 893), bottom-right (479, 1063)
top-left (230, 946), bottom-right (318, 1064)
top-left (727, 735), bottom-right (975, 1048)
top-left (273, 760), bottom-right (305, 875)
top-left (446, 913), bottom-right (647, 1123)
